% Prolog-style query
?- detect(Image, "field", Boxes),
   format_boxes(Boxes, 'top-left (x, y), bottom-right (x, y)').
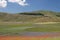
top-left (0, 22), bottom-right (60, 40)
top-left (0, 7), bottom-right (60, 40)
top-left (0, 36), bottom-right (60, 40)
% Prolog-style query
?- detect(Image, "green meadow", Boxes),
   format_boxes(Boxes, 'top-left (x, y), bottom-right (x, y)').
top-left (39, 37), bottom-right (60, 40)
top-left (25, 22), bottom-right (60, 32)
top-left (0, 22), bottom-right (60, 36)
top-left (29, 37), bottom-right (60, 40)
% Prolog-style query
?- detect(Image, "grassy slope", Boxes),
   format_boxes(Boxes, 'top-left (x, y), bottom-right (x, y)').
top-left (0, 10), bottom-right (60, 22)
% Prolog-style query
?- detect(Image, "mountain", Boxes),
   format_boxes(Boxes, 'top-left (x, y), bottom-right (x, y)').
top-left (0, 10), bottom-right (60, 22)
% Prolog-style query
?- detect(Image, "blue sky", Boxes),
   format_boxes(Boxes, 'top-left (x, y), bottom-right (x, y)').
top-left (0, 0), bottom-right (60, 13)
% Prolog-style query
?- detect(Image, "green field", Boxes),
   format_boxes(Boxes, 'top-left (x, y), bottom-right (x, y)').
top-left (25, 23), bottom-right (60, 32)
top-left (0, 22), bottom-right (60, 36)
top-left (30, 37), bottom-right (60, 40)
top-left (39, 37), bottom-right (60, 40)
top-left (0, 22), bottom-right (32, 35)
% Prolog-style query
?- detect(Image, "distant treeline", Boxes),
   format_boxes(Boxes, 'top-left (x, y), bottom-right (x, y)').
top-left (20, 12), bottom-right (44, 16)
top-left (56, 15), bottom-right (60, 17)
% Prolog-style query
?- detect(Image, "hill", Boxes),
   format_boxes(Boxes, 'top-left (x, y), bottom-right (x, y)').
top-left (0, 10), bottom-right (60, 22)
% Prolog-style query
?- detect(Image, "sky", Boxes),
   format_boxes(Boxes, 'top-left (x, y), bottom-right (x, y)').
top-left (0, 0), bottom-right (60, 13)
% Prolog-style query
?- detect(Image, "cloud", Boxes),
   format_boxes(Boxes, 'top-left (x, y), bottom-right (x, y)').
top-left (0, 0), bottom-right (7, 8)
top-left (8, 0), bottom-right (28, 6)
top-left (8, 0), bottom-right (18, 3)
top-left (0, 0), bottom-right (28, 8)
top-left (17, 0), bottom-right (28, 6)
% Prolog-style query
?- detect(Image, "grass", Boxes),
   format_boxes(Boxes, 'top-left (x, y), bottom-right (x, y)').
top-left (40, 37), bottom-right (60, 40)
top-left (25, 23), bottom-right (60, 32)
top-left (0, 23), bottom-right (33, 35)
top-left (29, 37), bottom-right (60, 40)
top-left (0, 22), bottom-right (60, 35)
top-left (0, 36), bottom-right (60, 40)
top-left (0, 22), bottom-right (60, 40)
